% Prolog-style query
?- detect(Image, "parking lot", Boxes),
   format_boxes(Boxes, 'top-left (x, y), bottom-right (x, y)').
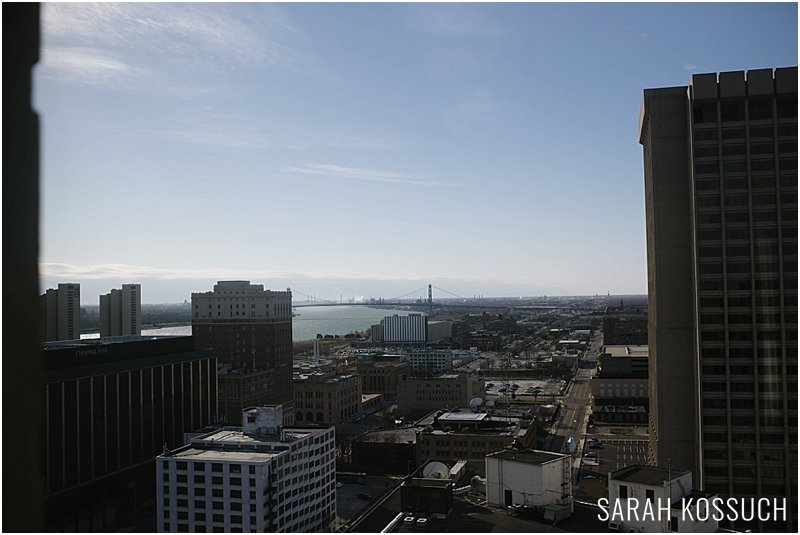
top-left (581, 437), bottom-right (649, 473)
top-left (484, 378), bottom-right (565, 398)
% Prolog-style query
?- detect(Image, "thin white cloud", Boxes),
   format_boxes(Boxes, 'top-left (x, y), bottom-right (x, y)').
top-left (40, 46), bottom-right (150, 87)
top-left (287, 164), bottom-right (462, 188)
top-left (40, 3), bottom-right (309, 90)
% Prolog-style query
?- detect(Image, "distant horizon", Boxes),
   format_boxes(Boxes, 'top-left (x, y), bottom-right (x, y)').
top-left (40, 268), bottom-right (648, 306)
top-left (73, 292), bottom-right (649, 308)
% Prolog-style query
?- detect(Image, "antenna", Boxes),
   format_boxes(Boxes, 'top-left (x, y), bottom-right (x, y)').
top-left (469, 396), bottom-right (483, 410)
top-left (422, 461), bottom-right (450, 480)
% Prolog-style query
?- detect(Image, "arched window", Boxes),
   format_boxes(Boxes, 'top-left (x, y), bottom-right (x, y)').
top-left (316, 412), bottom-right (324, 422)
top-left (306, 411), bottom-right (313, 422)
top-left (295, 411), bottom-right (303, 422)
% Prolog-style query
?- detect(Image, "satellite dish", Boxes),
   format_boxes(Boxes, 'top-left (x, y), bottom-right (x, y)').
top-left (422, 461), bottom-right (450, 480)
top-left (469, 396), bottom-right (483, 408)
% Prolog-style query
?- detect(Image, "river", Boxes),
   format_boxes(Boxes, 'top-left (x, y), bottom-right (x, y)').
top-left (81, 305), bottom-right (413, 342)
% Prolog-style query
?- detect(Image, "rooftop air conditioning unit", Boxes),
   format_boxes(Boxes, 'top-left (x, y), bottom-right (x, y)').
top-left (608, 521), bottom-right (621, 531)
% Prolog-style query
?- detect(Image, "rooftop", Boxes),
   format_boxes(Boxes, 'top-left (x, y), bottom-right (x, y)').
top-left (162, 425), bottom-right (325, 462)
top-left (437, 411), bottom-right (489, 422)
top-left (352, 488), bottom-right (609, 533)
top-left (610, 465), bottom-right (691, 486)
top-left (293, 371), bottom-right (357, 383)
top-left (603, 345), bottom-right (649, 358)
top-left (355, 428), bottom-right (417, 444)
top-left (486, 449), bottom-right (569, 465)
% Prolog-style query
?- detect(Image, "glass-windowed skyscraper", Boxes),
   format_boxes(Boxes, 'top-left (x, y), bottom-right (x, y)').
top-left (640, 67), bottom-right (797, 531)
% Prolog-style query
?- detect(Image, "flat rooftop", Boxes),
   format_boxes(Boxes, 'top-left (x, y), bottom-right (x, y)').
top-left (610, 465), bottom-right (691, 486)
top-left (171, 447), bottom-right (278, 463)
top-left (356, 428), bottom-right (417, 444)
top-left (163, 426), bottom-right (325, 462)
top-left (437, 411), bottom-right (489, 422)
top-left (603, 345), bottom-right (649, 358)
top-left (486, 449), bottom-right (568, 465)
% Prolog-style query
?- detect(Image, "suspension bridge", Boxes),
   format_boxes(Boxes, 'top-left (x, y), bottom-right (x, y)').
top-left (290, 285), bottom-right (598, 314)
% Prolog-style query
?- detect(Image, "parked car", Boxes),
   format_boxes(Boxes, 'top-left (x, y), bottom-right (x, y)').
top-left (588, 442), bottom-right (604, 449)
top-left (583, 451), bottom-right (598, 458)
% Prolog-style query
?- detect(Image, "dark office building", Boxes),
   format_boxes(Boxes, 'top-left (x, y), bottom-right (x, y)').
top-left (640, 67), bottom-right (797, 531)
top-left (43, 336), bottom-right (218, 531)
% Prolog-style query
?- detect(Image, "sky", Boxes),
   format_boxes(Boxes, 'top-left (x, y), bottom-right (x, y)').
top-left (35, 2), bottom-right (798, 304)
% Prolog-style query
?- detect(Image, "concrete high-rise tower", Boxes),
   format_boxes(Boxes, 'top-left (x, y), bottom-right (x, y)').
top-left (40, 283), bottom-right (80, 341)
top-left (640, 67), bottom-right (797, 531)
top-left (99, 283), bottom-right (141, 337)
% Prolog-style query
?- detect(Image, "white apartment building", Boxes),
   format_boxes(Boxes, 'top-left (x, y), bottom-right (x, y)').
top-left (606, 465), bottom-right (718, 533)
top-left (485, 449), bottom-right (573, 514)
top-left (157, 405), bottom-right (336, 533)
top-left (383, 314), bottom-right (427, 343)
top-left (99, 283), bottom-right (141, 336)
top-left (40, 283), bottom-right (80, 341)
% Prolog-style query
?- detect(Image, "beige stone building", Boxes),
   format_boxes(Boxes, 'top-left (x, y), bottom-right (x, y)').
top-left (293, 371), bottom-right (362, 425)
top-left (397, 372), bottom-right (484, 414)
top-left (356, 359), bottom-right (409, 399)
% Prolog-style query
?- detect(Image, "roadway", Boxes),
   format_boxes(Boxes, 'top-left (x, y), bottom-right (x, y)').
top-left (545, 331), bottom-right (603, 469)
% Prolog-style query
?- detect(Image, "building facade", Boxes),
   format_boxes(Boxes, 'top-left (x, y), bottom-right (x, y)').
top-left (355, 359), bottom-right (409, 399)
top-left (292, 372), bottom-right (362, 425)
top-left (157, 406), bottom-right (336, 533)
top-left (192, 281), bottom-right (294, 424)
top-left (607, 465), bottom-right (717, 533)
top-left (402, 349), bottom-right (481, 374)
top-left (43, 336), bottom-right (218, 531)
top-left (383, 314), bottom-right (427, 343)
top-left (640, 67), bottom-right (797, 530)
top-left (415, 409), bottom-right (538, 462)
top-left (41, 283), bottom-right (80, 341)
top-left (99, 283), bottom-right (142, 337)
top-left (485, 449), bottom-right (572, 513)
top-left (397, 373), bottom-right (485, 414)
top-left (589, 345), bottom-right (649, 404)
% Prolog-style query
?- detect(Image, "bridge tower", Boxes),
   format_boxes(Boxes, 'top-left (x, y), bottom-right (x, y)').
top-left (428, 284), bottom-right (433, 315)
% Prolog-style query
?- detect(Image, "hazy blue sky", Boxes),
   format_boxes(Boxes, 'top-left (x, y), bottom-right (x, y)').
top-left (36, 2), bottom-right (797, 303)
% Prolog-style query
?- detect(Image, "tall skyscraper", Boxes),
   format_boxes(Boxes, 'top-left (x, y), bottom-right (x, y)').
top-left (40, 283), bottom-right (81, 341)
top-left (640, 67), bottom-right (797, 531)
top-left (192, 281), bottom-right (294, 424)
top-left (99, 283), bottom-right (142, 337)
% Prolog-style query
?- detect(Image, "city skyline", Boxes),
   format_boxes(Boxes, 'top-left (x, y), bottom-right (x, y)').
top-left (35, 3), bottom-right (798, 303)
